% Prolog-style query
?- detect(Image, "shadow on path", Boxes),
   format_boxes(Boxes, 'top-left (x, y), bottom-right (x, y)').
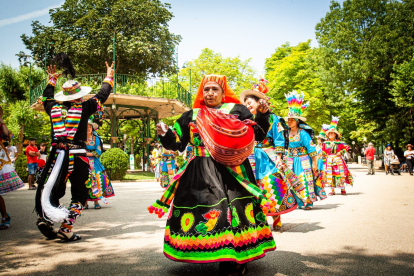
top-left (2, 246), bottom-right (413, 276)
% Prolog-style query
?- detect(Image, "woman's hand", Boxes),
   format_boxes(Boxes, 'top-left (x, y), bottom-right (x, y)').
top-left (47, 65), bottom-right (62, 79)
top-left (257, 99), bottom-right (269, 113)
top-left (106, 61), bottom-right (115, 78)
top-left (275, 154), bottom-right (283, 167)
top-left (156, 122), bottom-right (167, 136)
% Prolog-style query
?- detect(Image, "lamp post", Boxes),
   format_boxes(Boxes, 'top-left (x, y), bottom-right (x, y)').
top-left (44, 42), bottom-right (54, 76)
top-left (111, 32), bottom-right (117, 148)
top-left (175, 46), bottom-right (179, 99)
top-left (182, 63), bottom-right (191, 106)
top-left (352, 141), bottom-right (356, 161)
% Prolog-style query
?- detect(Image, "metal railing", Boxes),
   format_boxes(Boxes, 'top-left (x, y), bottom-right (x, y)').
top-left (30, 74), bottom-right (192, 107)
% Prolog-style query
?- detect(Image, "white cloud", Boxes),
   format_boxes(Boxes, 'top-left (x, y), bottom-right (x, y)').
top-left (0, 2), bottom-right (64, 27)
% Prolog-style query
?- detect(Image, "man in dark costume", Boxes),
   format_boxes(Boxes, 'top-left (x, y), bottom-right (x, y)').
top-left (36, 54), bottom-right (114, 241)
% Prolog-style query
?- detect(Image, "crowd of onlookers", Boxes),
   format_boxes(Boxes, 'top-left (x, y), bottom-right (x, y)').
top-left (359, 142), bottom-right (414, 176)
top-left (6, 138), bottom-right (48, 190)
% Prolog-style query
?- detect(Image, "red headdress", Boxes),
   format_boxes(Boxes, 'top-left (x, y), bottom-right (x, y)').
top-left (192, 75), bottom-right (241, 109)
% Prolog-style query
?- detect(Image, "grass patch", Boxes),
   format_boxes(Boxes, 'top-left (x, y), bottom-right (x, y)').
top-left (123, 171), bottom-right (155, 181)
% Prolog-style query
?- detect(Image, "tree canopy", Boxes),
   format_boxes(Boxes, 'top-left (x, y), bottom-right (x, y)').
top-left (177, 48), bottom-right (256, 95)
top-left (21, 0), bottom-right (181, 77)
top-left (315, 0), bottom-right (414, 148)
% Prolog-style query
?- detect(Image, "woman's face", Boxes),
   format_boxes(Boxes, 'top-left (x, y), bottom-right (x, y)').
top-left (203, 82), bottom-right (224, 107)
top-left (317, 138), bottom-right (322, 145)
top-left (87, 124), bottom-right (93, 134)
top-left (287, 118), bottom-right (298, 129)
top-left (387, 146), bottom-right (391, 150)
top-left (409, 146), bottom-right (412, 151)
top-left (244, 97), bottom-right (259, 115)
top-left (328, 132), bottom-right (336, 140)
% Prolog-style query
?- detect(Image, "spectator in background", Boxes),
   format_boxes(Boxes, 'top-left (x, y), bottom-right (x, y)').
top-left (26, 138), bottom-right (40, 190)
top-left (143, 152), bottom-right (148, 171)
top-left (5, 142), bottom-right (18, 169)
top-left (404, 144), bottom-right (414, 176)
top-left (38, 143), bottom-right (47, 162)
top-left (365, 142), bottom-right (375, 175)
top-left (383, 144), bottom-right (394, 175)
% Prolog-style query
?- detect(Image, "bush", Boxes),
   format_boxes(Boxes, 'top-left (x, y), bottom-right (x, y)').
top-left (14, 155), bottom-right (28, 183)
top-left (101, 148), bottom-right (129, 180)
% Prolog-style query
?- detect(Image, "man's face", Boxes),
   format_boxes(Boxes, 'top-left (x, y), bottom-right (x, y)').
top-left (30, 140), bottom-right (36, 146)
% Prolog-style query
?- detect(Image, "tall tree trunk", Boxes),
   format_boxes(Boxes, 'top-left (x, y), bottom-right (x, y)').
top-left (18, 124), bottom-right (24, 154)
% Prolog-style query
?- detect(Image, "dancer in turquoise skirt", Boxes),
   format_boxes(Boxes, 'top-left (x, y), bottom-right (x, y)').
top-left (285, 91), bottom-right (326, 210)
top-left (240, 80), bottom-right (307, 230)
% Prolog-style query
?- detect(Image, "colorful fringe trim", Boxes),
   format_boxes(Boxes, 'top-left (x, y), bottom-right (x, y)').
top-left (164, 225), bottom-right (276, 264)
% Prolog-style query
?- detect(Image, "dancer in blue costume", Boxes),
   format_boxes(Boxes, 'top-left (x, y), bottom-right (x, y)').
top-left (315, 124), bottom-right (330, 189)
top-left (285, 91), bottom-right (326, 210)
top-left (85, 120), bottom-right (114, 209)
top-left (159, 150), bottom-right (176, 188)
top-left (240, 80), bottom-right (307, 230)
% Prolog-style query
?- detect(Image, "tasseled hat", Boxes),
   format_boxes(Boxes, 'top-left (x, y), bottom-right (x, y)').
top-left (239, 78), bottom-right (270, 103)
top-left (285, 91), bottom-right (309, 121)
top-left (192, 75), bottom-right (241, 108)
top-left (316, 124), bottom-right (330, 140)
top-left (325, 116), bottom-right (341, 138)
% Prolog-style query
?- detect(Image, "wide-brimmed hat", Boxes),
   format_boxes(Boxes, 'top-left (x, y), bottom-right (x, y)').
top-left (285, 91), bottom-right (308, 121)
top-left (88, 119), bottom-right (98, 130)
top-left (54, 80), bottom-right (92, 102)
top-left (325, 116), bottom-right (341, 138)
top-left (407, 144), bottom-right (413, 148)
top-left (240, 78), bottom-right (269, 103)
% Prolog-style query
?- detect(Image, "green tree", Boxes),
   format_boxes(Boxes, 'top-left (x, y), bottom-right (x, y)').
top-left (177, 48), bottom-right (257, 95)
top-left (315, 0), bottom-right (414, 148)
top-left (21, 0), bottom-right (181, 77)
top-left (264, 41), bottom-right (333, 133)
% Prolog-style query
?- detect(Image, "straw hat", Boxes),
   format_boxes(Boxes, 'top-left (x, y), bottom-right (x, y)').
top-left (88, 119), bottom-right (98, 130)
top-left (239, 78), bottom-right (269, 103)
top-left (54, 80), bottom-right (92, 102)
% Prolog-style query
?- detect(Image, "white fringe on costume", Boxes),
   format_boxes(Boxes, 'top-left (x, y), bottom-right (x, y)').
top-left (41, 150), bottom-right (69, 224)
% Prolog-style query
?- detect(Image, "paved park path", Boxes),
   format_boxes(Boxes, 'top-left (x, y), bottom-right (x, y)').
top-left (1, 164), bottom-right (414, 275)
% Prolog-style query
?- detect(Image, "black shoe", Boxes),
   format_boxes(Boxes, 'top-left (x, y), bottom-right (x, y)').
top-left (36, 218), bottom-right (58, 240)
top-left (366, 173), bottom-right (371, 175)
top-left (372, 173), bottom-right (375, 175)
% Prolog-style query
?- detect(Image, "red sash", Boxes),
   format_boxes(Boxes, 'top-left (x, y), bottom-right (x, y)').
top-left (196, 106), bottom-right (256, 166)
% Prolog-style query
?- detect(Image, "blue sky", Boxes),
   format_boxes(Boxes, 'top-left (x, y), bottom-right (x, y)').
top-left (0, 0), bottom-right (340, 75)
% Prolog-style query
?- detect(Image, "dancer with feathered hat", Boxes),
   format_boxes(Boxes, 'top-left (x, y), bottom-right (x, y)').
top-left (35, 53), bottom-right (114, 241)
top-left (240, 79), bottom-right (307, 231)
top-left (322, 116), bottom-right (354, 195)
top-left (285, 92), bottom-right (327, 210)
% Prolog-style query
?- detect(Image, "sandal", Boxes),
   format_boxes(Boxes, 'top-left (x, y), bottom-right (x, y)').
top-left (94, 204), bottom-right (101, 209)
top-left (304, 204), bottom-right (313, 210)
top-left (28, 187), bottom-right (37, 190)
top-left (328, 192), bottom-right (335, 196)
top-left (57, 231), bottom-right (82, 242)
top-left (36, 218), bottom-right (57, 239)
top-left (272, 216), bottom-right (282, 231)
top-left (0, 214), bottom-right (11, 230)
top-left (341, 190), bottom-right (346, 195)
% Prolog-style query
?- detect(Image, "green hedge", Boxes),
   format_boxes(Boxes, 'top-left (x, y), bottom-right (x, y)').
top-left (14, 156), bottom-right (28, 183)
top-left (101, 148), bottom-right (129, 180)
